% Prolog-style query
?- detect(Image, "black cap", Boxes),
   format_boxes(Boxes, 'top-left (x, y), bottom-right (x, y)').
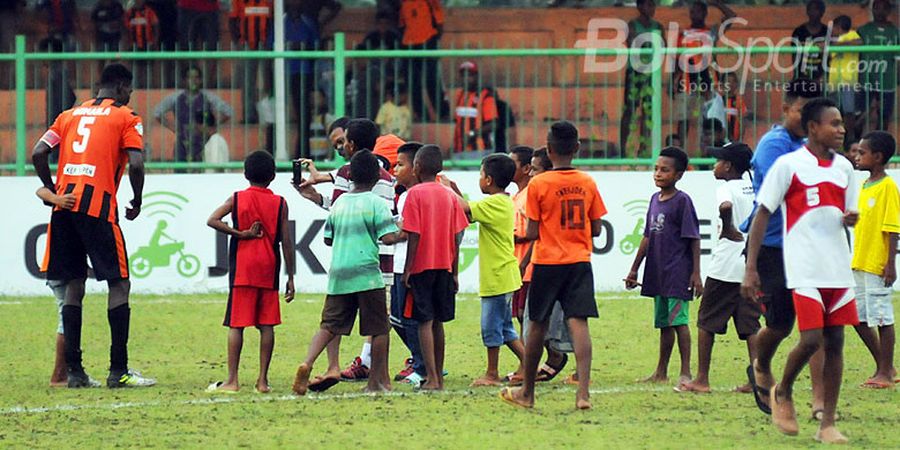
top-left (708, 142), bottom-right (752, 173)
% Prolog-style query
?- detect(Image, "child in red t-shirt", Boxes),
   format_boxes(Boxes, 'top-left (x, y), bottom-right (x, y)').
top-left (206, 151), bottom-right (295, 393)
top-left (402, 145), bottom-right (469, 391)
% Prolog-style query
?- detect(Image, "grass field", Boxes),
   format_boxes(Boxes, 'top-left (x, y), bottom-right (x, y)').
top-left (1, 292), bottom-right (898, 449)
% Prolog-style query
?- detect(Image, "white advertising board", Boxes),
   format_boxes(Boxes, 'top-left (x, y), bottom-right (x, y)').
top-left (0, 169), bottom-right (877, 296)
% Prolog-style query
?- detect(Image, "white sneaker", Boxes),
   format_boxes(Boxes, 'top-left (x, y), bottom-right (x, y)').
top-left (403, 372), bottom-right (425, 388)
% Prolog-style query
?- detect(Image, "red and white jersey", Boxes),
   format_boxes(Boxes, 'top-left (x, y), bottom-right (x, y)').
top-left (757, 146), bottom-right (858, 290)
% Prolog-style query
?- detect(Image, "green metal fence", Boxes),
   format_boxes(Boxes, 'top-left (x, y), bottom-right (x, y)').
top-left (1, 33), bottom-right (899, 175)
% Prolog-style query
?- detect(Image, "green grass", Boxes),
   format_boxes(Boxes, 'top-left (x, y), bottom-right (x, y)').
top-left (1, 293), bottom-right (898, 449)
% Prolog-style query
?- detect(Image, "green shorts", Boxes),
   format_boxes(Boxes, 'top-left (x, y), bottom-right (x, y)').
top-left (654, 296), bottom-right (690, 329)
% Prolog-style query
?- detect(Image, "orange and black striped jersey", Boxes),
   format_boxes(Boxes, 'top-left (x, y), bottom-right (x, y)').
top-left (41, 98), bottom-right (144, 223)
top-left (125, 6), bottom-right (158, 50)
top-left (231, 0), bottom-right (272, 50)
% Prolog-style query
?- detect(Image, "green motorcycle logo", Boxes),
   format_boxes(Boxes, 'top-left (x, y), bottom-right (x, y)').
top-left (619, 199), bottom-right (649, 255)
top-left (128, 191), bottom-right (201, 278)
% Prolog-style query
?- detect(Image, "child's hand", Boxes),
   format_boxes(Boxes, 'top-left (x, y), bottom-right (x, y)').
top-left (741, 267), bottom-right (762, 302)
top-left (842, 211), bottom-right (859, 227)
top-left (883, 264), bottom-right (896, 287)
top-left (284, 277), bottom-right (295, 303)
top-left (239, 221), bottom-right (264, 239)
top-left (452, 273), bottom-right (459, 293)
top-left (623, 270), bottom-right (640, 290)
top-left (402, 271), bottom-right (411, 289)
top-left (690, 272), bottom-right (703, 298)
top-left (54, 193), bottom-right (76, 210)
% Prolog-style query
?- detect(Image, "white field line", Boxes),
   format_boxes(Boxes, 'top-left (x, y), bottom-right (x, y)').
top-left (0, 384), bottom-right (691, 416)
top-left (0, 295), bottom-right (641, 306)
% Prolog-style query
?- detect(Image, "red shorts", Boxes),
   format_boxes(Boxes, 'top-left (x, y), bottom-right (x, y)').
top-left (511, 282), bottom-right (530, 320)
top-left (792, 288), bottom-right (859, 332)
top-left (224, 287), bottom-right (281, 328)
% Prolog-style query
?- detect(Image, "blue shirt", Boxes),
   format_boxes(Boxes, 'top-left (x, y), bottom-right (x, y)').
top-left (278, 14), bottom-right (319, 74)
top-left (741, 124), bottom-right (806, 248)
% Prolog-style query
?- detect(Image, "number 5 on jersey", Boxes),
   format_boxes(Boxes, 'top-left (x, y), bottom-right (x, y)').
top-left (73, 117), bottom-right (96, 153)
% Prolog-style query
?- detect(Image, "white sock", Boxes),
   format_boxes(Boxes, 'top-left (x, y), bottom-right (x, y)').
top-left (360, 342), bottom-right (372, 368)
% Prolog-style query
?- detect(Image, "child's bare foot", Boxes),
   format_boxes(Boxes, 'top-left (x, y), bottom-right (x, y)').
top-left (733, 383), bottom-right (752, 393)
top-left (637, 373), bottom-right (669, 384)
top-left (499, 386), bottom-right (533, 408)
top-left (814, 426), bottom-right (849, 444)
top-left (673, 380), bottom-right (710, 393)
top-left (575, 398), bottom-right (592, 410)
top-left (206, 381), bottom-right (239, 393)
top-left (471, 376), bottom-right (503, 387)
top-left (362, 383), bottom-right (392, 394)
top-left (677, 374), bottom-right (692, 387)
top-left (770, 383), bottom-right (798, 436)
top-left (419, 381), bottom-right (442, 391)
top-left (255, 382), bottom-right (271, 393)
top-left (292, 363), bottom-right (311, 396)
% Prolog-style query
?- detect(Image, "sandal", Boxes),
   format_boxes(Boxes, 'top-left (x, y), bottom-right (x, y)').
top-left (535, 354), bottom-right (568, 382)
top-left (746, 365), bottom-right (771, 415)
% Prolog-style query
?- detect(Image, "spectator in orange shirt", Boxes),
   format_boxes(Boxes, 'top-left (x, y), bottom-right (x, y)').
top-left (230, 0), bottom-right (273, 124)
top-left (398, 0), bottom-right (448, 121)
top-left (453, 61), bottom-right (497, 156)
top-left (125, 0), bottom-right (159, 88)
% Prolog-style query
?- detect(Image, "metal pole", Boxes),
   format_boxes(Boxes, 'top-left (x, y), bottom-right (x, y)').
top-left (15, 35), bottom-right (25, 176)
top-left (650, 36), bottom-right (662, 156)
top-left (334, 33), bottom-right (346, 117)
top-left (273, 0), bottom-right (288, 161)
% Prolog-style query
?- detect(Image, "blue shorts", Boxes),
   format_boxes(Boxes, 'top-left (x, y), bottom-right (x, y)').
top-left (481, 292), bottom-right (519, 347)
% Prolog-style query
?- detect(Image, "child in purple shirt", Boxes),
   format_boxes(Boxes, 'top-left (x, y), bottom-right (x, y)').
top-left (625, 147), bottom-right (702, 387)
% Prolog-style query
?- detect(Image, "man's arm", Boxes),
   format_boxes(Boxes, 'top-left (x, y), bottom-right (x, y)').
top-left (153, 93), bottom-right (178, 133)
top-left (690, 238), bottom-right (703, 297)
top-left (624, 236), bottom-right (649, 289)
top-left (280, 201), bottom-right (295, 302)
top-left (36, 186), bottom-right (75, 209)
top-left (31, 140), bottom-right (55, 191)
top-left (125, 149), bottom-right (144, 221)
top-left (205, 91), bottom-right (234, 124)
top-left (741, 206), bottom-right (771, 300)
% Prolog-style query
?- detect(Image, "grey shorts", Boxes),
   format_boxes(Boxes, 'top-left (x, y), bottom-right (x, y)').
top-left (854, 270), bottom-right (894, 326)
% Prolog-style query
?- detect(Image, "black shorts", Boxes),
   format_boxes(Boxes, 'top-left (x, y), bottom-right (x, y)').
top-left (45, 210), bottom-right (129, 282)
top-left (698, 277), bottom-right (762, 339)
top-left (406, 270), bottom-right (456, 323)
top-left (757, 245), bottom-right (794, 331)
top-left (528, 262), bottom-right (598, 322)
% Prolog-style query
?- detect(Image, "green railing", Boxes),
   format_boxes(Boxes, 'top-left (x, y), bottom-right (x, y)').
top-left (1, 33), bottom-right (899, 175)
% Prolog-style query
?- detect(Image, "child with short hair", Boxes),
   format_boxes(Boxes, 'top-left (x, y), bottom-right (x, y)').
top-left (293, 150), bottom-right (401, 395)
top-left (402, 145), bottom-right (469, 391)
top-left (375, 81), bottom-right (412, 140)
top-left (499, 121), bottom-right (607, 410)
top-left (207, 150), bottom-right (295, 393)
top-left (448, 153), bottom-right (525, 386)
top-left (625, 146), bottom-right (702, 387)
top-left (677, 142), bottom-right (760, 394)
top-left (851, 130), bottom-right (898, 389)
top-left (742, 98), bottom-right (859, 444)
top-left (390, 142), bottom-right (427, 386)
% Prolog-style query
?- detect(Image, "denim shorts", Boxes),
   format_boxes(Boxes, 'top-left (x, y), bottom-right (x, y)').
top-left (481, 292), bottom-right (519, 347)
top-left (854, 270), bottom-right (894, 326)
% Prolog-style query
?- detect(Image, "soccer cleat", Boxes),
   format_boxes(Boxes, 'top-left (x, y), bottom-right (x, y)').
top-left (403, 372), bottom-right (425, 389)
top-left (107, 369), bottom-right (157, 388)
top-left (340, 357), bottom-right (369, 381)
top-left (394, 358), bottom-right (415, 381)
top-left (67, 370), bottom-right (96, 389)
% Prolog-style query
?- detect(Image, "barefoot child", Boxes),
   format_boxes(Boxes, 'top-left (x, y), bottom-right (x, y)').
top-left (678, 143), bottom-right (760, 394)
top-left (499, 121), bottom-right (607, 410)
top-left (625, 146), bottom-right (702, 387)
top-left (293, 150), bottom-right (401, 395)
top-left (447, 154), bottom-right (525, 386)
top-left (851, 131), bottom-right (898, 389)
top-left (402, 145), bottom-right (469, 391)
top-left (742, 98), bottom-right (859, 444)
top-left (207, 150), bottom-right (295, 393)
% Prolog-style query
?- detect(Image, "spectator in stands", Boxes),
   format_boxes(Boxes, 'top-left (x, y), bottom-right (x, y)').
top-left (858, 0), bottom-right (899, 133)
top-left (357, 10), bottom-right (403, 119)
top-left (398, 0), bottom-right (448, 121)
top-left (36, 0), bottom-right (80, 51)
top-left (310, 89), bottom-right (336, 160)
top-left (153, 65), bottom-right (234, 163)
top-left (92, 0), bottom-right (124, 51)
top-left (230, 0), bottom-right (273, 125)
top-left (0, 1), bottom-right (22, 53)
top-left (125, 0), bottom-right (160, 88)
top-left (791, 0), bottom-right (827, 81)
top-left (376, 80), bottom-right (412, 140)
top-left (39, 37), bottom-right (75, 131)
top-left (699, 117), bottom-right (727, 152)
top-left (827, 15), bottom-right (863, 149)
top-left (147, 0), bottom-right (177, 51)
top-left (177, 0), bottom-right (220, 50)
top-left (672, 0), bottom-right (735, 154)
top-left (453, 61), bottom-right (497, 156)
top-left (620, 0), bottom-right (664, 158)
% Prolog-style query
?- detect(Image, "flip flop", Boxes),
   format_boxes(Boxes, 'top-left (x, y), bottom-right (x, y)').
top-left (673, 382), bottom-right (711, 394)
top-left (308, 376), bottom-right (340, 393)
top-left (536, 354), bottom-right (568, 382)
top-left (503, 372), bottom-right (524, 386)
top-left (498, 386), bottom-right (531, 409)
top-left (206, 381), bottom-right (238, 394)
top-left (861, 379), bottom-right (894, 389)
top-left (746, 365), bottom-right (772, 415)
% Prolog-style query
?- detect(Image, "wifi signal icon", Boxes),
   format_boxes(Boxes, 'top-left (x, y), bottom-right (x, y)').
top-left (623, 199), bottom-right (649, 217)
top-left (143, 191), bottom-right (189, 218)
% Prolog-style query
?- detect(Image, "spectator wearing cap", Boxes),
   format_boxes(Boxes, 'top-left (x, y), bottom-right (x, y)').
top-left (453, 61), bottom-right (497, 156)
